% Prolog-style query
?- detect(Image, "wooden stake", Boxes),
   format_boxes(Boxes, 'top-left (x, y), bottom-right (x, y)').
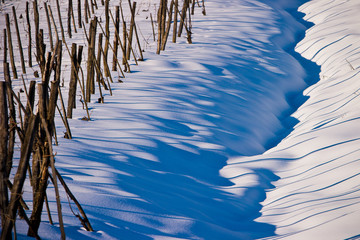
top-left (3, 63), bottom-right (16, 178)
top-left (56, 0), bottom-right (66, 41)
top-left (172, 0), bottom-right (178, 43)
top-left (26, 2), bottom-right (32, 67)
top-left (33, 0), bottom-right (40, 65)
top-left (0, 81), bottom-right (9, 230)
top-left (96, 33), bottom-right (104, 103)
top-left (68, 0), bottom-right (73, 38)
top-left (1, 113), bottom-right (39, 240)
top-left (86, 18), bottom-right (97, 102)
top-left (3, 29), bottom-right (7, 65)
top-left (104, 0), bottom-right (110, 77)
top-left (161, 0), bottom-right (174, 51)
top-left (120, 3), bottom-right (128, 70)
top-left (177, 0), bottom-right (189, 37)
top-left (126, 1), bottom-right (137, 60)
top-left (84, 0), bottom-right (89, 24)
top-left (12, 6), bottom-right (26, 74)
top-left (112, 6), bottom-right (120, 71)
top-left (67, 43), bottom-right (78, 118)
top-left (44, 2), bottom-right (54, 51)
top-left (156, 0), bottom-right (165, 54)
top-left (5, 14), bottom-right (18, 79)
top-left (78, 0), bottom-right (82, 28)
top-left (109, 9), bottom-right (131, 73)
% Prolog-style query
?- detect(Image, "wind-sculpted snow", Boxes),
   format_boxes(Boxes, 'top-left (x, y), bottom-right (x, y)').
top-left (222, 0), bottom-right (360, 239)
top-left (2, 0), bottom-right (357, 239)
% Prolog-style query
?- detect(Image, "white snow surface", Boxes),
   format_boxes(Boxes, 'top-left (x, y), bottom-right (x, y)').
top-left (1, 0), bottom-right (360, 239)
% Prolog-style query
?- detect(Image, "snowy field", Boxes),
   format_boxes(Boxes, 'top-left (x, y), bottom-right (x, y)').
top-left (1, 0), bottom-right (360, 239)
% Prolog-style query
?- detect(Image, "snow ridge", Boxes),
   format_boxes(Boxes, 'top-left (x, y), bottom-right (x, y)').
top-left (223, 0), bottom-right (360, 239)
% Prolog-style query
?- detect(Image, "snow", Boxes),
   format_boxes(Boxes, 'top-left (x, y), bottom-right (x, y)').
top-left (1, 0), bottom-right (360, 239)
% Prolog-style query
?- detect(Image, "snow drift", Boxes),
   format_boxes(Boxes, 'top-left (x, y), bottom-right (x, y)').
top-left (1, 0), bottom-right (359, 239)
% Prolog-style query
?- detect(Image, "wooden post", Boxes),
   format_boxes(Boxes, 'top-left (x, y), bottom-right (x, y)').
top-left (44, 2), bottom-right (54, 51)
top-left (68, 0), bottom-right (73, 38)
top-left (187, 2), bottom-right (192, 44)
top-left (78, 0), bottom-right (82, 28)
top-left (27, 83), bottom-right (48, 238)
top-left (48, 80), bottom-right (60, 138)
top-left (178, 0), bottom-right (189, 37)
top-left (156, 0), bottom-right (166, 54)
top-left (38, 29), bottom-right (46, 73)
top-left (1, 113), bottom-right (39, 240)
top-left (112, 6), bottom-right (120, 71)
top-left (161, 0), bottom-right (174, 51)
top-left (26, 2), bottom-right (32, 67)
top-left (47, 5), bottom-right (60, 43)
top-left (67, 43), bottom-right (78, 118)
top-left (3, 29), bottom-right (7, 64)
top-left (120, 3), bottom-right (127, 70)
top-left (191, 0), bottom-right (195, 15)
top-left (3, 63), bottom-right (16, 178)
top-left (86, 18), bottom-right (97, 102)
top-left (173, 0), bottom-right (178, 43)
top-left (202, 0), bottom-right (206, 15)
top-left (56, 0), bottom-right (66, 41)
top-left (109, 9), bottom-right (131, 73)
top-left (12, 6), bottom-right (26, 74)
top-left (97, 33), bottom-right (104, 103)
top-left (84, 0), bottom-right (89, 24)
top-left (90, 0), bottom-right (95, 14)
top-left (161, 0), bottom-right (167, 40)
top-left (104, 0), bottom-right (110, 77)
top-left (0, 81), bottom-right (9, 229)
top-left (126, 1), bottom-right (136, 60)
top-left (71, 0), bottom-right (77, 34)
top-left (5, 14), bottom-right (18, 79)
top-left (33, 0), bottom-right (40, 65)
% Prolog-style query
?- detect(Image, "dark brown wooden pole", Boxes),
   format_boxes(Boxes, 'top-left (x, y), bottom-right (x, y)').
top-left (86, 18), bottom-right (97, 102)
top-left (3, 63), bottom-right (16, 178)
top-left (44, 2), bottom-right (54, 51)
top-left (84, 0), bottom-right (89, 23)
top-left (68, 0), bottom-right (73, 38)
top-left (0, 81), bottom-right (9, 230)
top-left (56, 0), bottom-right (66, 41)
top-left (161, 0), bottom-right (174, 51)
top-left (33, 0), bottom-right (40, 65)
top-left (96, 33), bottom-right (104, 103)
top-left (104, 0), bottom-right (110, 77)
top-left (12, 6), bottom-right (26, 74)
top-left (78, 0), bottom-right (82, 28)
top-left (1, 113), bottom-right (39, 240)
top-left (109, 9), bottom-right (131, 73)
top-left (3, 29), bottom-right (7, 64)
top-left (27, 83), bottom-right (48, 238)
top-left (156, 0), bottom-right (164, 54)
top-left (5, 14), bottom-right (18, 79)
top-left (67, 43), bottom-right (78, 118)
top-left (112, 6), bottom-right (120, 71)
top-left (126, 1), bottom-right (136, 60)
top-left (26, 2), bottom-right (32, 67)
top-left (202, 0), bottom-right (206, 15)
top-left (178, 0), bottom-right (189, 37)
top-left (120, 3), bottom-right (127, 70)
top-left (173, 0), bottom-right (178, 43)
